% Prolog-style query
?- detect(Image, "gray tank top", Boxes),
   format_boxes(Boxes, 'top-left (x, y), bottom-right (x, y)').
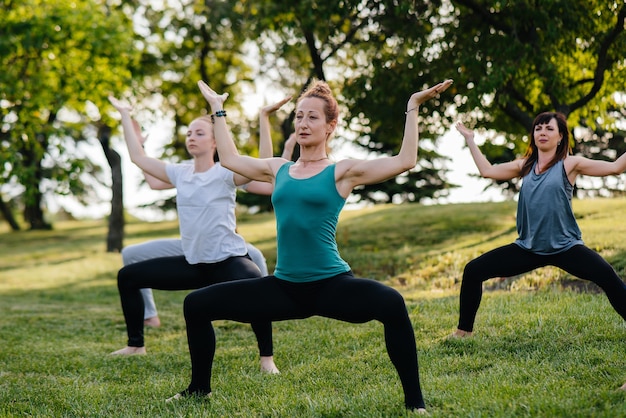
top-left (515, 159), bottom-right (583, 254)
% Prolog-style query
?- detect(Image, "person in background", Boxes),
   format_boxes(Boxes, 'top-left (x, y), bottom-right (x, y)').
top-left (165, 78), bottom-right (454, 414)
top-left (122, 107), bottom-right (295, 328)
top-left (451, 113), bottom-right (626, 340)
top-left (107, 94), bottom-right (290, 376)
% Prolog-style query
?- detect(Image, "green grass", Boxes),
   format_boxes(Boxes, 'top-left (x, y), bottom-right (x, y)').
top-left (1, 199), bottom-right (626, 417)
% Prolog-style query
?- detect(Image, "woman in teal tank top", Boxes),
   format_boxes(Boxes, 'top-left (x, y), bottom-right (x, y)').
top-left (451, 113), bottom-right (626, 361)
top-left (166, 78), bottom-right (453, 412)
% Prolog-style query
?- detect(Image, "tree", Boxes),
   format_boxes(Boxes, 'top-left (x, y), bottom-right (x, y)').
top-left (237, 0), bottom-right (454, 205)
top-left (0, 0), bottom-right (138, 229)
top-left (0, 193), bottom-right (20, 231)
top-left (436, 0), bottom-right (626, 196)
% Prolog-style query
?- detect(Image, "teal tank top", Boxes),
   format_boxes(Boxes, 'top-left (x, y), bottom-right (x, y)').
top-left (271, 162), bottom-right (350, 282)
top-left (515, 159), bottom-right (583, 254)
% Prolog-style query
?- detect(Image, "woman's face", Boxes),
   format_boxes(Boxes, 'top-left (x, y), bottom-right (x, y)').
top-left (533, 117), bottom-right (562, 152)
top-left (186, 119), bottom-right (216, 157)
top-left (294, 97), bottom-right (335, 146)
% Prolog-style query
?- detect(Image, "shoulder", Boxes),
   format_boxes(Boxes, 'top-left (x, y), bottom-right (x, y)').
top-left (166, 161), bottom-right (189, 178)
top-left (563, 155), bottom-right (584, 171)
top-left (272, 158), bottom-right (293, 175)
top-left (214, 162), bottom-right (238, 184)
top-left (334, 158), bottom-right (359, 177)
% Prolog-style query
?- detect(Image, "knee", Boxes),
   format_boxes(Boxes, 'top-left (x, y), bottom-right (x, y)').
top-left (120, 245), bottom-right (139, 265)
top-left (184, 288), bottom-right (215, 321)
top-left (117, 267), bottom-right (129, 290)
top-left (462, 259), bottom-right (482, 282)
top-left (378, 287), bottom-right (409, 318)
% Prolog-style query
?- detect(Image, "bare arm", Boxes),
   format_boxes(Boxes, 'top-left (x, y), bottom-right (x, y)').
top-left (568, 153), bottom-right (626, 178)
top-left (455, 121), bottom-right (523, 181)
top-left (259, 96), bottom-right (292, 159)
top-left (130, 118), bottom-right (175, 190)
top-left (108, 96), bottom-right (170, 183)
top-left (243, 133), bottom-right (297, 195)
top-left (336, 79), bottom-right (454, 197)
top-left (197, 81), bottom-right (284, 183)
top-left (281, 133), bottom-right (297, 160)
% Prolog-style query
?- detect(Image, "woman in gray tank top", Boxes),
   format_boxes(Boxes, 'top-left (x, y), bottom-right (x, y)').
top-left (452, 112), bottom-right (626, 355)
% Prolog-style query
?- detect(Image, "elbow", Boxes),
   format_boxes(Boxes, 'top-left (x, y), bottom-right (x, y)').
top-left (400, 156), bottom-right (418, 172)
top-left (219, 155), bottom-right (236, 170)
top-left (477, 169), bottom-right (490, 179)
top-left (129, 155), bottom-right (142, 166)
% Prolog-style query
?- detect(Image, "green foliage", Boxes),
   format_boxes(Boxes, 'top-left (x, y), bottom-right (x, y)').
top-left (0, 0), bottom-right (139, 224)
top-left (2, 201), bottom-right (626, 416)
top-left (436, 0), bottom-right (626, 194)
top-left (128, 0), bottom-right (254, 162)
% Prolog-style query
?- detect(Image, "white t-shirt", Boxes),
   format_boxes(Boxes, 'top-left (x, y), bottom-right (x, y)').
top-left (165, 162), bottom-right (247, 264)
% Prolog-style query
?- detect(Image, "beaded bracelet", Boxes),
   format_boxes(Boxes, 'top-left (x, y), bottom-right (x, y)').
top-left (215, 110), bottom-right (227, 117)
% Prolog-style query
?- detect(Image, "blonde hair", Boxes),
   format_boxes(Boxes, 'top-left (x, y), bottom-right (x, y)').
top-left (193, 115), bottom-right (214, 126)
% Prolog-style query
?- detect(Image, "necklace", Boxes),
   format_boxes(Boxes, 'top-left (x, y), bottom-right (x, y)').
top-left (299, 157), bottom-right (329, 163)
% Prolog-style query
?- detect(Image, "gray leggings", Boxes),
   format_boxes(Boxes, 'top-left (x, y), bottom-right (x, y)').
top-left (458, 244), bottom-right (626, 332)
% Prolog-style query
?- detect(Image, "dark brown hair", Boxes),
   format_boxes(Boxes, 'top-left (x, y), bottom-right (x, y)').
top-left (520, 111), bottom-right (571, 177)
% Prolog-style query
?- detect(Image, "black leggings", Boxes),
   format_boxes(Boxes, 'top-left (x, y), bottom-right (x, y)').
top-left (117, 254), bottom-right (272, 355)
top-left (458, 244), bottom-right (626, 332)
top-left (183, 272), bottom-right (425, 410)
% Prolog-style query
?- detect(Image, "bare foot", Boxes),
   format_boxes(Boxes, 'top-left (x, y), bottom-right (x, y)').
top-left (620, 383), bottom-right (626, 391)
top-left (260, 356), bottom-right (280, 374)
top-left (110, 346), bottom-right (147, 355)
top-left (449, 329), bottom-right (473, 339)
top-left (166, 391), bottom-right (211, 402)
top-left (406, 406), bottom-right (429, 415)
top-left (144, 316), bottom-right (161, 327)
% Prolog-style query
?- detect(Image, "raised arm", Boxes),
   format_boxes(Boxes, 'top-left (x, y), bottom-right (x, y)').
top-left (130, 119), bottom-right (175, 190)
top-left (455, 122), bottom-right (523, 181)
top-left (281, 133), bottom-right (297, 160)
top-left (197, 81), bottom-right (283, 183)
top-left (244, 102), bottom-right (295, 195)
top-left (336, 79), bottom-right (454, 195)
top-left (259, 96), bottom-right (292, 159)
top-left (108, 96), bottom-right (170, 183)
top-left (568, 153), bottom-right (626, 178)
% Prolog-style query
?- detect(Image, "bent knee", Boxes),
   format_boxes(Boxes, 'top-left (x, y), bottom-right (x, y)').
top-left (377, 287), bottom-right (409, 317)
top-left (462, 259), bottom-right (485, 282)
top-left (183, 287), bottom-right (219, 319)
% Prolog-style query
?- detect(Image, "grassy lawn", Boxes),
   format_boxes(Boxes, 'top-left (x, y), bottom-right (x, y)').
top-left (1, 199), bottom-right (625, 417)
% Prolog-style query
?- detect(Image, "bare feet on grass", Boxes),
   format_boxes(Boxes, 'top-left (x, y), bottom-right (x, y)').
top-left (449, 329), bottom-right (473, 339)
top-left (144, 316), bottom-right (161, 327)
top-left (260, 356), bottom-right (280, 374)
top-left (110, 346), bottom-right (147, 355)
top-left (166, 390), bottom-right (212, 402)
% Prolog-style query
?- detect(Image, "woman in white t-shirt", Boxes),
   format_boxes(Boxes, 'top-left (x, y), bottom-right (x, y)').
top-left (108, 95), bottom-right (289, 375)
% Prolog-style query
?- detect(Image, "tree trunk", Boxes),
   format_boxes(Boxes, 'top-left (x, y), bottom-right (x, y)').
top-left (0, 194), bottom-right (20, 231)
top-left (23, 189), bottom-right (51, 230)
top-left (21, 144), bottom-right (52, 230)
top-left (98, 124), bottom-right (124, 252)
